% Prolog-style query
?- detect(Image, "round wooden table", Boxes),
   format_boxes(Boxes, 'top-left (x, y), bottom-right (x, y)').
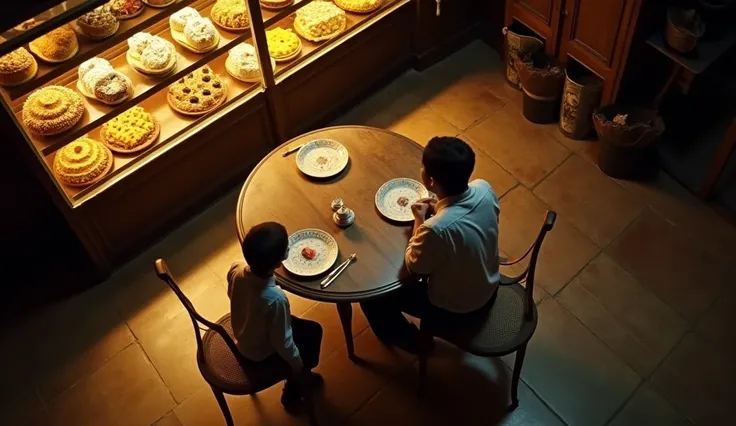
top-left (236, 126), bottom-right (424, 357)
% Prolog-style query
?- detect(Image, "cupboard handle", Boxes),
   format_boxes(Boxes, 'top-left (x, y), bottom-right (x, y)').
top-left (436, 0), bottom-right (441, 16)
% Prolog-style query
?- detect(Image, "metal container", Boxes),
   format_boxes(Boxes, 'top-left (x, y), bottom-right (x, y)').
top-left (559, 74), bottom-right (603, 139)
top-left (502, 27), bottom-right (543, 90)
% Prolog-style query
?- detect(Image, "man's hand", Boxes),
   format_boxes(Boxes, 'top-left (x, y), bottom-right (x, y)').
top-left (411, 202), bottom-right (430, 222)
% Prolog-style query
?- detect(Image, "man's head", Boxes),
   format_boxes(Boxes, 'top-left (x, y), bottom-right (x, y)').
top-left (421, 136), bottom-right (475, 196)
top-left (241, 222), bottom-right (289, 277)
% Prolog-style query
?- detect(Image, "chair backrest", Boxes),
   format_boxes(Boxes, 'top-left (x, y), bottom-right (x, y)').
top-left (154, 259), bottom-right (248, 365)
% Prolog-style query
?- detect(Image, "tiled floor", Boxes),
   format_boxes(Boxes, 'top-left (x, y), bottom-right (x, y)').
top-left (4, 41), bottom-right (736, 426)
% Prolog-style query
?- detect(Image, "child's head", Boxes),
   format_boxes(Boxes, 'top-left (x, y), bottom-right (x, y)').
top-left (242, 222), bottom-right (289, 277)
top-left (421, 136), bottom-right (475, 196)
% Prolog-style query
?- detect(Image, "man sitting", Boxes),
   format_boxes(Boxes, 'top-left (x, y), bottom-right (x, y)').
top-left (228, 222), bottom-right (323, 410)
top-left (361, 136), bottom-right (501, 353)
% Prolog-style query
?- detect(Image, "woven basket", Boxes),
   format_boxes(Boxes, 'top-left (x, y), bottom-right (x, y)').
top-left (514, 52), bottom-right (565, 99)
top-left (592, 105), bottom-right (664, 147)
top-left (665, 8), bottom-right (705, 53)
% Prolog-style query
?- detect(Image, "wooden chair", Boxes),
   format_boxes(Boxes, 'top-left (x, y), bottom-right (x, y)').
top-left (417, 211), bottom-right (556, 411)
top-left (154, 259), bottom-right (317, 426)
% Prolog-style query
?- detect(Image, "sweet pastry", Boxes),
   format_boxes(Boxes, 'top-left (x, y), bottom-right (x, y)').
top-left (77, 59), bottom-right (132, 104)
top-left (127, 33), bottom-right (176, 75)
top-left (0, 47), bottom-right (38, 87)
top-left (29, 25), bottom-right (79, 63)
top-left (181, 17), bottom-right (219, 51)
top-left (169, 6), bottom-right (200, 32)
top-left (53, 136), bottom-right (113, 187)
top-left (142, 0), bottom-right (175, 7)
top-left (22, 86), bottom-right (84, 136)
top-left (167, 66), bottom-right (227, 115)
top-left (259, 0), bottom-right (293, 10)
top-left (266, 28), bottom-right (301, 60)
top-left (294, 1), bottom-right (347, 42)
top-left (226, 43), bottom-right (272, 82)
top-left (76, 4), bottom-right (119, 39)
top-left (334, 0), bottom-right (382, 13)
top-left (101, 106), bottom-right (158, 152)
top-left (211, 0), bottom-right (250, 31)
top-left (14, 18), bottom-right (44, 32)
top-left (109, 0), bottom-right (144, 20)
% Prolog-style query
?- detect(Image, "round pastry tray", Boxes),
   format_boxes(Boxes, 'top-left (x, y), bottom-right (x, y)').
top-left (171, 27), bottom-right (220, 54)
top-left (294, 19), bottom-right (346, 43)
top-left (76, 73), bottom-right (134, 105)
top-left (271, 41), bottom-right (302, 63)
top-left (260, 0), bottom-right (294, 10)
top-left (126, 50), bottom-right (178, 78)
top-left (211, 18), bottom-right (251, 33)
top-left (55, 144), bottom-right (115, 188)
top-left (334, 0), bottom-right (383, 14)
top-left (74, 20), bottom-right (120, 41)
top-left (101, 118), bottom-right (160, 154)
top-left (225, 56), bottom-right (275, 83)
top-left (115, 5), bottom-right (145, 20)
top-left (167, 84), bottom-right (228, 117)
top-left (29, 42), bottom-right (78, 64)
top-left (142, 0), bottom-right (176, 8)
top-left (0, 59), bottom-right (38, 88)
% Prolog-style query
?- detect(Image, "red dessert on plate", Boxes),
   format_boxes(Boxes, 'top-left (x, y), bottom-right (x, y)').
top-left (301, 247), bottom-right (317, 260)
top-left (397, 196), bottom-right (410, 207)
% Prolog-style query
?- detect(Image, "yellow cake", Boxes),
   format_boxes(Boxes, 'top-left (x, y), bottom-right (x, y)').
top-left (29, 25), bottom-right (78, 62)
top-left (266, 28), bottom-right (301, 59)
top-left (0, 47), bottom-right (37, 87)
top-left (294, 1), bottom-right (346, 41)
top-left (102, 106), bottom-right (156, 150)
top-left (334, 0), bottom-right (382, 13)
top-left (211, 0), bottom-right (250, 30)
top-left (53, 136), bottom-right (112, 186)
top-left (22, 86), bottom-right (85, 136)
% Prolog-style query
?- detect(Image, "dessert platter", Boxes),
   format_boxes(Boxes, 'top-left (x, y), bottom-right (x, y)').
top-left (283, 229), bottom-right (339, 277)
top-left (76, 58), bottom-right (133, 105)
top-left (266, 28), bottom-right (302, 62)
top-left (259, 0), bottom-right (294, 10)
top-left (295, 139), bottom-right (349, 178)
top-left (22, 85), bottom-right (85, 136)
top-left (167, 65), bottom-right (228, 116)
top-left (375, 178), bottom-right (430, 222)
top-left (334, 0), bottom-right (383, 13)
top-left (100, 106), bottom-right (159, 153)
top-left (14, 18), bottom-right (45, 32)
top-left (29, 25), bottom-right (79, 63)
top-left (126, 32), bottom-right (178, 77)
top-left (53, 136), bottom-right (114, 188)
top-left (0, 47), bottom-right (38, 87)
top-left (109, 0), bottom-right (145, 20)
top-left (294, 1), bottom-right (347, 42)
top-left (170, 8), bottom-right (220, 53)
top-left (211, 0), bottom-right (250, 32)
top-left (75, 4), bottom-right (120, 40)
top-left (225, 42), bottom-right (274, 82)
top-left (142, 0), bottom-right (176, 8)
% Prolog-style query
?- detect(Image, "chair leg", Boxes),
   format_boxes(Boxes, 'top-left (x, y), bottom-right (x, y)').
top-left (211, 387), bottom-right (234, 426)
top-left (509, 343), bottom-right (528, 412)
top-left (417, 323), bottom-right (431, 395)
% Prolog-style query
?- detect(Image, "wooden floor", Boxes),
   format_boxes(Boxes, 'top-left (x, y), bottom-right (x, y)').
top-left (3, 41), bottom-right (735, 426)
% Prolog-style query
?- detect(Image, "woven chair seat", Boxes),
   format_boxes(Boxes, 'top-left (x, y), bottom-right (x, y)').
top-left (200, 314), bottom-right (290, 395)
top-left (427, 284), bottom-right (538, 356)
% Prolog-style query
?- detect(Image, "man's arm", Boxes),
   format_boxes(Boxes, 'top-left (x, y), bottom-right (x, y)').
top-left (405, 224), bottom-right (444, 275)
top-left (266, 300), bottom-right (304, 373)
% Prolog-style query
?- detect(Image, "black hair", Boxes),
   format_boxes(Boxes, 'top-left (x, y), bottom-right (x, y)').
top-left (422, 136), bottom-right (475, 195)
top-left (241, 222), bottom-right (288, 276)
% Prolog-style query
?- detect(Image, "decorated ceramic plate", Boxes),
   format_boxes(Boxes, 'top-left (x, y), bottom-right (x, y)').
top-left (375, 178), bottom-right (429, 222)
top-left (283, 229), bottom-right (339, 277)
top-left (296, 139), bottom-right (349, 178)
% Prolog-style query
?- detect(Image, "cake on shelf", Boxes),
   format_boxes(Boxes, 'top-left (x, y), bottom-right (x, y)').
top-left (211, 0), bottom-right (250, 31)
top-left (169, 7), bottom-right (200, 32)
top-left (29, 25), bottom-right (79, 63)
top-left (260, 0), bottom-right (293, 10)
top-left (266, 28), bottom-right (301, 61)
top-left (53, 136), bottom-right (113, 187)
top-left (109, 0), bottom-right (145, 20)
top-left (142, 0), bottom-right (175, 8)
top-left (77, 58), bottom-right (132, 105)
top-left (226, 43), bottom-right (272, 82)
top-left (14, 18), bottom-right (45, 32)
top-left (101, 106), bottom-right (158, 152)
top-left (127, 32), bottom-right (177, 75)
top-left (22, 86), bottom-right (85, 136)
top-left (334, 0), bottom-right (382, 13)
top-left (0, 47), bottom-right (38, 87)
top-left (181, 17), bottom-right (220, 52)
top-left (167, 65), bottom-right (227, 115)
top-left (76, 4), bottom-right (119, 39)
top-left (294, 1), bottom-right (347, 42)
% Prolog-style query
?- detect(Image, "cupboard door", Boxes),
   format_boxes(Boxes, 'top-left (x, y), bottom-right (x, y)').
top-left (505, 0), bottom-right (563, 55)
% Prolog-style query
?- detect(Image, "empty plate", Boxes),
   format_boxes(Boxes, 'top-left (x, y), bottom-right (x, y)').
top-left (283, 229), bottom-right (339, 277)
top-left (375, 178), bottom-right (429, 222)
top-left (296, 139), bottom-right (349, 178)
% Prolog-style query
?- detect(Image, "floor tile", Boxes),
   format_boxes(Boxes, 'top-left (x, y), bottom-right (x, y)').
top-left (609, 384), bottom-right (693, 426)
top-left (464, 106), bottom-right (571, 187)
top-left (534, 155), bottom-right (645, 246)
top-left (386, 105), bottom-right (460, 146)
top-left (651, 333), bottom-right (735, 426)
top-left (459, 135), bottom-right (519, 198)
top-left (46, 344), bottom-right (175, 426)
top-left (422, 76), bottom-right (506, 131)
top-left (606, 209), bottom-right (727, 322)
top-left (499, 186), bottom-right (599, 294)
top-left (153, 411), bottom-right (183, 426)
top-left (697, 285), bottom-right (736, 359)
top-left (518, 298), bottom-right (641, 426)
top-left (301, 302), bottom-right (369, 361)
top-left (558, 253), bottom-right (688, 377)
top-left (545, 125), bottom-right (600, 164)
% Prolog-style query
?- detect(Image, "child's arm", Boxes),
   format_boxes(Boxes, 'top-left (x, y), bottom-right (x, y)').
top-left (266, 300), bottom-right (304, 374)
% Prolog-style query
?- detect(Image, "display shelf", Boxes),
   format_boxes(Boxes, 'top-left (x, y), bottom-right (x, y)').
top-left (2, 0), bottom-right (198, 101)
top-left (44, 50), bottom-right (260, 204)
top-left (270, 0), bottom-right (403, 79)
top-left (260, 0), bottom-right (312, 26)
top-left (13, 0), bottom-right (257, 157)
